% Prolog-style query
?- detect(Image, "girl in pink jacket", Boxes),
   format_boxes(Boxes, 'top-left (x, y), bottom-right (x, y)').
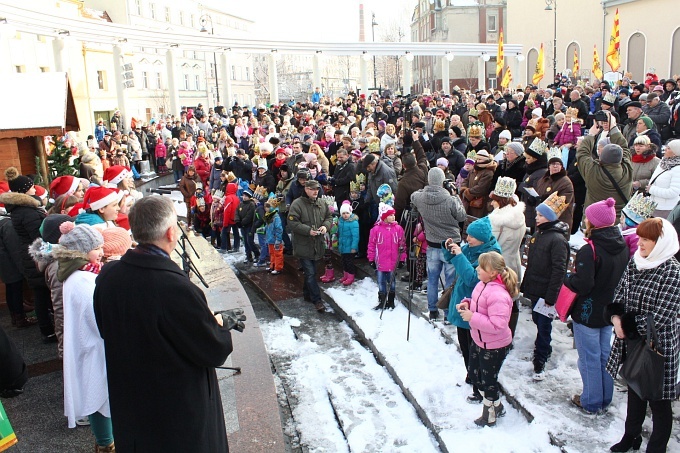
top-left (367, 203), bottom-right (406, 311)
top-left (456, 251), bottom-right (519, 428)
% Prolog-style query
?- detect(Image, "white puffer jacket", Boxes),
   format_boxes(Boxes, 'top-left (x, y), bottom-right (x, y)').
top-left (648, 163), bottom-right (680, 211)
top-left (488, 201), bottom-right (526, 282)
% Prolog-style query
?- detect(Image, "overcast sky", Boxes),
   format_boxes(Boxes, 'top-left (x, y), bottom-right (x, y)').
top-left (245, 0), bottom-right (414, 43)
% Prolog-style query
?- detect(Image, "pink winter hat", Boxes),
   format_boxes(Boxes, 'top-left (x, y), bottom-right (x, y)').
top-left (585, 197), bottom-right (616, 228)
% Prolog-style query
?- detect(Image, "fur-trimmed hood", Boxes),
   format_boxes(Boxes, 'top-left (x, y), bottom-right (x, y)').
top-left (489, 201), bottom-right (526, 230)
top-left (0, 192), bottom-right (40, 208)
top-left (51, 244), bottom-right (89, 261)
top-left (29, 238), bottom-right (57, 269)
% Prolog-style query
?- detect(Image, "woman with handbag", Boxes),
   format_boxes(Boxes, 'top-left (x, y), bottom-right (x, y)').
top-left (605, 217), bottom-right (680, 453)
top-left (562, 198), bottom-right (629, 415)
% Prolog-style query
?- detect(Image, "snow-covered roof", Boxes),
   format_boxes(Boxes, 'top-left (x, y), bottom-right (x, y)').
top-left (0, 72), bottom-right (80, 138)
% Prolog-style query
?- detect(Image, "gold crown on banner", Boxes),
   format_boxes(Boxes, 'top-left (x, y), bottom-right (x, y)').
top-left (623, 192), bottom-right (658, 224)
top-left (547, 147), bottom-right (563, 162)
top-left (493, 177), bottom-right (517, 199)
top-left (542, 192), bottom-right (569, 218)
top-left (529, 138), bottom-right (548, 156)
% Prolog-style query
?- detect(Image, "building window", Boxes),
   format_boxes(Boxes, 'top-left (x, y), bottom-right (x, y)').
top-left (165, 7), bottom-right (171, 23)
top-left (179, 11), bottom-right (184, 25)
top-left (487, 15), bottom-right (497, 32)
top-left (194, 75), bottom-right (200, 90)
top-left (184, 74), bottom-right (190, 90)
top-left (142, 71), bottom-right (149, 89)
top-left (97, 70), bottom-right (107, 90)
top-left (149, 3), bottom-right (156, 20)
top-left (15, 65), bottom-right (24, 73)
top-left (156, 72), bottom-right (162, 89)
top-left (231, 65), bottom-right (236, 80)
top-left (245, 66), bottom-right (250, 81)
top-left (191, 14), bottom-right (195, 28)
top-left (135, 0), bottom-right (142, 15)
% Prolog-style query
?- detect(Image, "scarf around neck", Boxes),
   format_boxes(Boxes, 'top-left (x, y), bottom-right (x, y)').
top-left (633, 218), bottom-right (679, 270)
top-left (659, 155), bottom-right (680, 171)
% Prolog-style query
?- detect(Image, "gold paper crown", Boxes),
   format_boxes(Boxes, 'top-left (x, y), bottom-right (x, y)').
top-left (623, 192), bottom-right (658, 224)
top-left (355, 173), bottom-right (366, 186)
top-left (528, 138), bottom-right (548, 156)
top-left (254, 185), bottom-right (268, 200)
top-left (468, 124), bottom-right (484, 138)
top-left (368, 138), bottom-right (381, 153)
top-left (467, 149), bottom-right (477, 160)
top-left (493, 177), bottom-right (517, 199)
top-left (321, 194), bottom-right (336, 208)
top-left (226, 171), bottom-right (236, 182)
top-left (542, 192), bottom-right (569, 218)
top-left (565, 107), bottom-right (579, 118)
top-left (265, 194), bottom-right (280, 208)
top-left (547, 147), bottom-right (563, 163)
top-left (350, 180), bottom-right (361, 192)
top-left (602, 92), bottom-right (617, 105)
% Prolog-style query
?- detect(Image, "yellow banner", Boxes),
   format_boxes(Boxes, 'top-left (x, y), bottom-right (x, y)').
top-left (532, 43), bottom-right (544, 85)
top-left (593, 45), bottom-right (603, 80)
top-left (496, 29), bottom-right (504, 78)
top-left (606, 8), bottom-right (621, 71)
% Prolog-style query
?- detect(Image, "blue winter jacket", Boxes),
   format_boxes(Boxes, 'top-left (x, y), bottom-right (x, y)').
top-left (337, 214), bottom-right (359, 254)
top-left (265, 207), bottom-right (283, 245)
top-left (444, 238), bottom-right (502, 328)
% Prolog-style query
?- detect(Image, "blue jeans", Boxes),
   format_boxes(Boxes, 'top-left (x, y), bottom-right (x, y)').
top-left (256, 234), bottom-right (269, 264)
top-left (573, 322), bottom-right (614, 413)
top-left (531, 306), bottom-right (553, 363)
top-left (240, 226), bottom-right (256, 259)
top-left (300, 258), bottom-right (321, 304)
top-left (88, 411), bottom-right (113, 447)
top-left (377, 270), bottom-right (396, 294)
top-left (426, 247), bottom-right (457, 312)
top-left (173, 169), bottom-right (184, 183)
top-left (279, 211), bottom-right (292, 250)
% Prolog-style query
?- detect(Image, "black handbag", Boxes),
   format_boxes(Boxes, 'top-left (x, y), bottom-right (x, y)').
top-left (619, 313), bottom-right (665, 401)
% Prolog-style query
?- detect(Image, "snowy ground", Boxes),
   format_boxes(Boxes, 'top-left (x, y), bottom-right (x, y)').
top-left (219, 240), bottom-right (680, 453)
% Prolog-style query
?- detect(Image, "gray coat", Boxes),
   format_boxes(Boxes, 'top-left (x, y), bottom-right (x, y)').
top-left (367, 160), bottom-right (397, 205)
top-left (410, 186), bottom-right (467, 245)
top-left (644, 101), bottom-right (671, 131)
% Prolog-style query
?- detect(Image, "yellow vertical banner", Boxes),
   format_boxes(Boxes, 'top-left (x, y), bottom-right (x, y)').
top-left (606, 8), bottom-right (621, 71)
top-left (593, 45), bottom-right (603, 80)
top-left (573, 48), bottom-right (579, 75)
top-left (532, 43), bottom-right (545, 85)
top-left (496, 28), bottom-right (504, 78)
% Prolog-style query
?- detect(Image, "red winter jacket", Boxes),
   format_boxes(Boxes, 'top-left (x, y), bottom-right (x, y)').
top-left (193, 155), bottom-right (211, 187)
top-left (222, 183), bottom-right (240, 227)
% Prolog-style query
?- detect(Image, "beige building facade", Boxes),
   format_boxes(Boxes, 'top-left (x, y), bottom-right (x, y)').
top-left (507, 0), bottom-right (680, 87)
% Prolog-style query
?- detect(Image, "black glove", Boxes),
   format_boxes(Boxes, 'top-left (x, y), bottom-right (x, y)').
top-left (215, 308), bottom-right (247, 332)
top-left (369, 261), bottom-right (376, 269)
top-left (398, 261), bottom-right (405, 269)
top-left (328, 177), bottom-right (335, 186)
top-left (526, 195), bottom-right (540, 207)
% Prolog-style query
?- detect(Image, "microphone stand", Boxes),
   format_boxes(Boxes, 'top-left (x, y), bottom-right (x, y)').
top-left (175, 221), bottom-right (209, 288)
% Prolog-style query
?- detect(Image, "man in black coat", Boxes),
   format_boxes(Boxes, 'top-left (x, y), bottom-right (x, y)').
top-left (330, 149), bottom-right (355, 211)
top-left (437, 136), bottom-right (465, 178)
top-left (94, 196), bottom-right (233, 452)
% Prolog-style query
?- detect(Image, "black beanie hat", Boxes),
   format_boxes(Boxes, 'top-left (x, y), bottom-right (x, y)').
top-left (40, 214), bottom-right (74, 244)
top-left (5, 167), bottom-right (34, 194)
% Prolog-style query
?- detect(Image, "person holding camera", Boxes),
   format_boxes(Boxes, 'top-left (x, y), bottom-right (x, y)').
top-left (411, 167), bottom-right (467, 320)
top-left (93, 196), bottom-right (234, 452)
top-left (577, 111), bottom-right (632, 216)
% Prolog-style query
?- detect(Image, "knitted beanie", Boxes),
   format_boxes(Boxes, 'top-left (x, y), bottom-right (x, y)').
top-left (640, 116), bottom-right (654, 130)
top-left (436, 157), bottom-right (449, 168)
top-left (428, 167), bottom-right (446, 187)
top-left (506, 142), bottom-right (524, 156)
top-left (379, 202), bottom-right (396, 221)
top-left (101, 226), bottom-right (132, 258)
top-left (600, 144), bottom-right (623, 164)
top-left (339, 200), bottom-right (353, 215)
top-left (466, 217), bottom-right (493, 243)
top-left (5, 167), bottom-right (34, 194)
top-left (585, 197), bottom-right (617, 228)
top-left (58, 222), bottom-right (104, 254)
top-left (40, 214), bottom-right (73, 244)
top-left (667, 140), bottom-right (680, 157)
top-left (536, 203), bottom-right (559, 222)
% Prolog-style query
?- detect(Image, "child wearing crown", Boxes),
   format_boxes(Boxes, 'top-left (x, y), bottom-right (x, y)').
top-left (620, 192), bottom-right (657, 257)
top-left (520, 192), bottom-right (570, 381)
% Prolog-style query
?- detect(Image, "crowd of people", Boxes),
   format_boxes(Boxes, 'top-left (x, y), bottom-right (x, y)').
top-left (2, 71), bottom-right (680, 451)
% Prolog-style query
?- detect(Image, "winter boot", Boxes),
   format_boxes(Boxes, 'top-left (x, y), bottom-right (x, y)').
top-left (373, 292), bottom-right (386, 310)
top-left (474, 398), bottom-right (499, 427)
top-left (320, 267), bottom-right (335, 283)
top-left (339, 271), bottom-right (349, 284)
top-left (385, 291), bottom-right (396, 309)
top-left (609, 435), bottom-right (642, 452)
top-left (95, 442), bottom-right (116, 452)
top-left (11, 312), bottom-right (37, 328)
top-left (342, 273), bottom-right (355, 286)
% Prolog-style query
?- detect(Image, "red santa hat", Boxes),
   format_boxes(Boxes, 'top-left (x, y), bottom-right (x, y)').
top-left (34, 185), bottom-right (48, 201)
top-left (83, 186), bottom-right (123, 212)
top-left (103, 165), bottom-right (130, 187)
top-left (67, 202), bottom-right (85, 217)
top-left (49, 175), bottom-right (80, 200)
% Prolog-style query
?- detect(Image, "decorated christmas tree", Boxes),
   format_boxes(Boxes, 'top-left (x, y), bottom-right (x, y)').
top-left (45, 135), bottom-right (78, 180)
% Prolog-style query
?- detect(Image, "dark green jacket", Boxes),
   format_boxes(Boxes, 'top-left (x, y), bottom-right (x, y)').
top-left (288, 194), bottom-right (332, 260)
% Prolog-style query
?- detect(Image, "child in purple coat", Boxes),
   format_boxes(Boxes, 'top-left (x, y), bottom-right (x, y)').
top-left (367, 203), bottom-right (407, 310)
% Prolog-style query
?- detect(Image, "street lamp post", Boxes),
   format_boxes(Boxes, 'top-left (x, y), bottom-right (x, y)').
top-left (545, 0), bottom-right (557, 80)
top-left (200, 14), bottom-right (220, 107)
top-left (371, 12), bottom-right (378, 90)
